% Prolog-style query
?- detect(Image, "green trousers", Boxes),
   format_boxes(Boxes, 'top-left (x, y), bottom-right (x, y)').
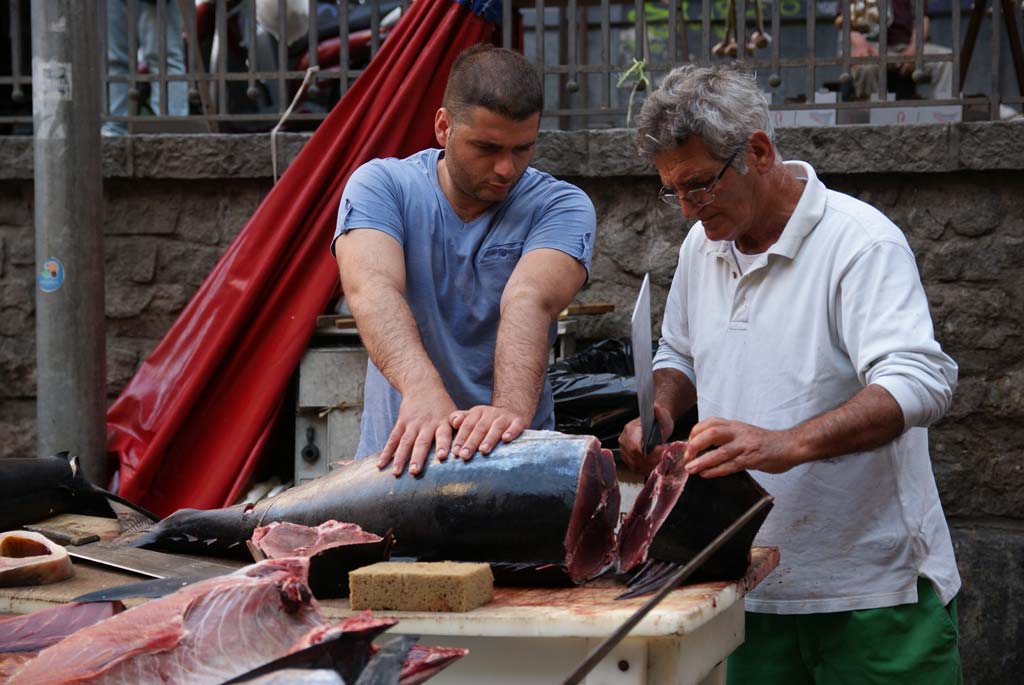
top-left (727, 578), bottom-right (962, 685)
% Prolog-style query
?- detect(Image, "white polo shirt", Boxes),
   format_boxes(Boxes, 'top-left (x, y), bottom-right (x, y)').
top-left (654, 161), bottom-right (960, 614)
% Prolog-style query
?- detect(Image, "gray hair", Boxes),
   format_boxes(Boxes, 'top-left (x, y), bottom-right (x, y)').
top-left (636, 64), bottom-right (774, 173)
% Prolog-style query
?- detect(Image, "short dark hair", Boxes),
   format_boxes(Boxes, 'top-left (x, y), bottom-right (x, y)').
top-left (442, 45), bottom-right (543, 122)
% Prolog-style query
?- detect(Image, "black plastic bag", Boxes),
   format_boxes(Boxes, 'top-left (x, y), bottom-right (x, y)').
top-left (549, 339), bottom-right (639, 446)
top-left (549, 339), bottom-right (696, 447)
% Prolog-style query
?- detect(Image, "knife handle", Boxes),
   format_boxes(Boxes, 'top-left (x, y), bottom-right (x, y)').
top-left (643, 423), bottom-right (663, 455)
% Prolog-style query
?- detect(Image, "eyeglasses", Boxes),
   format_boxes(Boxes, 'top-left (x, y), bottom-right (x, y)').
top-left (658, 147), bottom-right (742, 209)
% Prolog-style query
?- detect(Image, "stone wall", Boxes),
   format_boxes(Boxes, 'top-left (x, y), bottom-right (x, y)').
top-left (1, 123), bottom-right (1022, 681)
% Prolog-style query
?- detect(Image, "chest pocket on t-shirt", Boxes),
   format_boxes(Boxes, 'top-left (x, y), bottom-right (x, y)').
top-left (478, 241), bottom-right (524, 265)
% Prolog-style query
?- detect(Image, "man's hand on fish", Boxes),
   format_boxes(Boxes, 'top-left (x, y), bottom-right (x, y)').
top-left (617, 403), bottom-right (675, 477)
top-left (376, 386), bottom-right (458, 477)
top-left (448, 405), bottom-right (529, 461)
top-left (682, 417), bottom-right (798, 477)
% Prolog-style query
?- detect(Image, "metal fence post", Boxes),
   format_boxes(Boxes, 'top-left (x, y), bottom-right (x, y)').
top-left (31, 0), bottom-right (109, 486)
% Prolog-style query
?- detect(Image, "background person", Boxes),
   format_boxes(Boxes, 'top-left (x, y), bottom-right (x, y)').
top-left (105, 0), bottom-right (188, 135)
top-left (838, 0), bottom-right (952, 100)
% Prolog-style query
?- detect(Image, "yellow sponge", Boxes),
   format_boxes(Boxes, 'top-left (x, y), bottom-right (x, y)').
top-left (349, 561), bottom-right (494, 612)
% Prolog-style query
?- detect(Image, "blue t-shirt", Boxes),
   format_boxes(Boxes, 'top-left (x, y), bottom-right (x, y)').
top-left (334, 148), bottom-right (597, 458)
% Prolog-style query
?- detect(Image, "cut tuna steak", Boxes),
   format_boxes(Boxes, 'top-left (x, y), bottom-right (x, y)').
top-left (618, 442), bottom-right (772, 581)
top-left (0, 531), bottom-right (74, 587)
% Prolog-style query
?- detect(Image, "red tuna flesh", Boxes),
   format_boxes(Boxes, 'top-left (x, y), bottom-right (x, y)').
top-left (252, 520), bottom-right (382, 558)
top-left (8, 558), bottom-right (322, 685)
top-left (0, 600), bottom-right (124, 652)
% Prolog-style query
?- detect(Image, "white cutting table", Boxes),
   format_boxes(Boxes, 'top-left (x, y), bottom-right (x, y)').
top-left (0, 540), bottom-right (777, 685)
top-left (318, 547), bottom-right (779, 685)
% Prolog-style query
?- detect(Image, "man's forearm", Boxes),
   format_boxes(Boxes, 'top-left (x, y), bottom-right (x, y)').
top-left (491, 298), bottom-right (552, 420)
top-left (492, 248), bottom-right (587, 421)
top-left (653, 368), bottom-right (698, 421)
top-left (347, 286), bottom-right (445, 397)
top-left (787, 384), bottom-right (905, 465)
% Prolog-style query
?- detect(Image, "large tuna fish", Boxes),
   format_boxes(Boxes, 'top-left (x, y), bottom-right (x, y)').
top-left (132, 431), bottom-right (620, 584)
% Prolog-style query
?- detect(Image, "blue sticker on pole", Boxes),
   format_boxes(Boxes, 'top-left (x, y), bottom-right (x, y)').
top-left (38, 257), bottom-right (65, 293)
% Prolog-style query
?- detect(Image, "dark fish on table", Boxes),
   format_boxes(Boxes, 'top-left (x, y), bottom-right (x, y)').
top-left (0, 452), bottom-right (157, 531)
top-left (132, 431), bottom-right (621, 584)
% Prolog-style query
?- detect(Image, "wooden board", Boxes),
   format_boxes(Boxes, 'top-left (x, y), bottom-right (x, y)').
top-left (24, 514), bottom-right (121, 546)
top-left (0, 563), bottom-right (152, 614)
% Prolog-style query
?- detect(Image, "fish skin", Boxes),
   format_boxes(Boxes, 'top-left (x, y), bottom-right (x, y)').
top-left (222, 613), bottom-right (396, 685)
top-left (354, 635), bottom-right (417, 685)
top-left (232, 669), bottom-right (345, 685)
top-left (0, 454), bottom-right (114, 530)
top-left (132, 431), bottom-right (620, 584)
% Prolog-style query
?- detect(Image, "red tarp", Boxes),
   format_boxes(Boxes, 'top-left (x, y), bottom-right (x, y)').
top-left (107, 0), bottom-right (495, 516)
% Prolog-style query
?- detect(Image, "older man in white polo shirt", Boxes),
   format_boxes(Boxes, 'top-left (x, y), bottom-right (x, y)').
top-left (618, 64), bottom-right (961, 684)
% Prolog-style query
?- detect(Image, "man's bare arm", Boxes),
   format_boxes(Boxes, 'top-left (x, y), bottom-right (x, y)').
top-left (450, 248), bottom-right (588, 459)
top-left (335, 229), bottom-right (456, 475)
top-left (653, 368), bottom-right (698, 421)
top-left (684, 384), bottom-right (904, 477)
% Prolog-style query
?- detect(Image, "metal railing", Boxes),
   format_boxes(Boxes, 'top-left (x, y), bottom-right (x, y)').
top-left (1, 0), bottom-right (1021, 133)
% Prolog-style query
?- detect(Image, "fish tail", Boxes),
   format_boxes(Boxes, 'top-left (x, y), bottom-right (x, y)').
top-left (91, 486), bottom-right (160, 523)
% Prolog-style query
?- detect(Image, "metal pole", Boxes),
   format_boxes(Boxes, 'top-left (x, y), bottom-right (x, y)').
top-left (31, 0), bottom-right (109, 486)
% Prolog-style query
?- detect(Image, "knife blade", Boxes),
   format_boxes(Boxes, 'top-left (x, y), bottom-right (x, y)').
top-left (630, 274), bottom-right (662, 454)
top-left (67, 542), bottom-right (237, 579)
top-left (72, 575), bottom-right (217, 602)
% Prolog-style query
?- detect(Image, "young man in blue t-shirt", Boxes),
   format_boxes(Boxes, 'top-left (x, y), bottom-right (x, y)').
top-left (333, 45), bottom-right (597, 478)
